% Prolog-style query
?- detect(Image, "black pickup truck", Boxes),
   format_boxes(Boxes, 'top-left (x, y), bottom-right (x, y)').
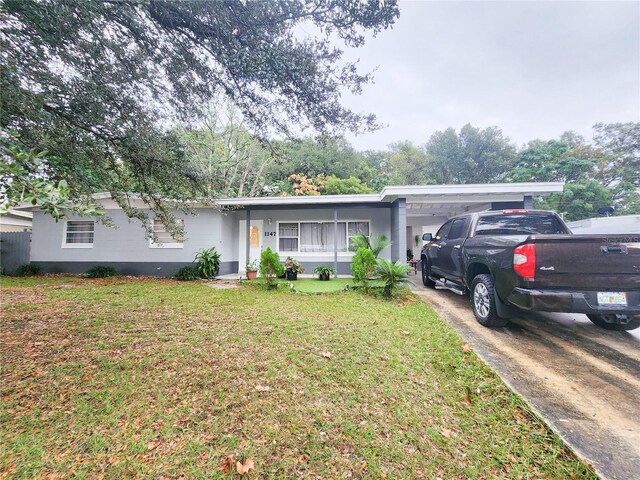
top-left (420, 209), bottom-right (640, 331)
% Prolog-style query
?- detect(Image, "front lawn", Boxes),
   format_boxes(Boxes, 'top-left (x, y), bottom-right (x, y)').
top-left (0, 276), bottom-right (595, 479)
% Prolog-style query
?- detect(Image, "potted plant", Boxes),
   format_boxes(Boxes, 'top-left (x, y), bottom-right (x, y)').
top-left (245, 259), bottom-right (259, 280)
top-left (314, 265), bottom-right (335, 281)
top-left (284, 256), bottom-right (304, 281)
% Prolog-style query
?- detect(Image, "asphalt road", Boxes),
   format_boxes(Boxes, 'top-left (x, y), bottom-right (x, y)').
top-left (410, 278), bottom-right (640, 480)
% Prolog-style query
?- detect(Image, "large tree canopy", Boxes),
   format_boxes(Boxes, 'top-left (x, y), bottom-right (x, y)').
top-left (0, 0), bottom-right (399, 231)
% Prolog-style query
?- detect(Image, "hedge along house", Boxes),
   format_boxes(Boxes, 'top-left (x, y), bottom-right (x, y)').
top-left (24, 182), bottom-right (563, 277)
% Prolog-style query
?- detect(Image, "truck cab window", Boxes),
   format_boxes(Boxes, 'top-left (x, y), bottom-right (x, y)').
top-left (435, 221), bottom-right (452, 240)
top-left (448, 218), bottom-right (468, 240)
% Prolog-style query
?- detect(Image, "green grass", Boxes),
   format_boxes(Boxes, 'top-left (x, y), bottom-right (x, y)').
top-left (0, 276), bottom-right (596, 479)
top-left (290, 277), bottom-right (351, 293)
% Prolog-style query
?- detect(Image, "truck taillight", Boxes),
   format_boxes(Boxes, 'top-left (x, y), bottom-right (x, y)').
top-left (513, 244), bottom-right (536, 279)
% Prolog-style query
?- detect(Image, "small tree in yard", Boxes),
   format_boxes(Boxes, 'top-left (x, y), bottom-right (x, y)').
top-left (376, 259), bottom-right (411, 299)
top-left (351, 247), bottom-right (376, 291)
top-left (260, 248), bottom-right (283, 287)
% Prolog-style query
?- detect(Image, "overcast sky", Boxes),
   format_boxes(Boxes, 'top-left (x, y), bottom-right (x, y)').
top-left (339, 0), bottom-right (640, 150)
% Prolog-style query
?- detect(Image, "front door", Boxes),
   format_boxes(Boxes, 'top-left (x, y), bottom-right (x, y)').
top-left (239, 219), bottom-right (263, 272)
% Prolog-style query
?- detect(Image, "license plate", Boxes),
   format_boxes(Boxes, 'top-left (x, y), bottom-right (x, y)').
top-left (597, 292), bottom-right (627, 306)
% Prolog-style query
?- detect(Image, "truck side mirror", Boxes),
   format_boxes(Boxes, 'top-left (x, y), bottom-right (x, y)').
top-left (422, 233), bottom-right (433, 242)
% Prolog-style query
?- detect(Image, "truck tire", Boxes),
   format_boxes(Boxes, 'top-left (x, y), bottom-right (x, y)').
top-left (421, 257), bottom-right (436, 288)
top-left (471, 274), bottom-right (509, 327)
top-left (587, 314), bottom-right (640, 331)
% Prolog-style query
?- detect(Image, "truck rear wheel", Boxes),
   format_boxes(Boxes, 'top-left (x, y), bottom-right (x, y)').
top-left (421, 258), bottom-right (435, 288)
top-left (587, 314), bottom-right (640, 331)
top-left (471, 274), bottom-right (509, 327)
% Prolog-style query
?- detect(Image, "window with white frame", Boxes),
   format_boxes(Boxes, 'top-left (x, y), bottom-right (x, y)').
top-left (278, 221), bottom-right (369, 253)
top-left (64, 221), bottom-right (94, 247)
top-left (278, 222), bottom-right (299, 252)
top-left (150, 219), bottom-right (184, 248)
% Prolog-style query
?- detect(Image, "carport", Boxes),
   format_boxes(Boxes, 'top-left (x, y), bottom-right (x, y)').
top-left (379, 183), bottom-right (565, 260)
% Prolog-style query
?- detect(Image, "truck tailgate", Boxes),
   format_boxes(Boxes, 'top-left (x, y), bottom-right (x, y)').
top-left (530, 234), bottom-right (640, 290)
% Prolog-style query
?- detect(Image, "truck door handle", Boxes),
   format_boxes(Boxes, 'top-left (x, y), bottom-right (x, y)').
top-left (453, 245), bottom-right (461, 249)
top-left (601, 245), bottom-right (626, 254)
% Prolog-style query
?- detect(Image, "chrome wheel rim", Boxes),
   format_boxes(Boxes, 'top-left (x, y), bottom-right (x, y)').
top-left (474, 283), bottom-right (490, 318)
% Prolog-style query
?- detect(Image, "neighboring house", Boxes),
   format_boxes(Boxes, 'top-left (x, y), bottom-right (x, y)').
top-left (0, 209), bottom-right (33, 232)
top-left (19, 182), bottom-right (563, 277)
top-left (567, 215), bottom-right (640, 234)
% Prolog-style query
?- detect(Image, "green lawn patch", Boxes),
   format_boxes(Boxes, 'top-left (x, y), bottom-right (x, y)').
top-left (290, 277), bottom-right (351, 293)
top-left (0, 276), bottom-right (596, 479)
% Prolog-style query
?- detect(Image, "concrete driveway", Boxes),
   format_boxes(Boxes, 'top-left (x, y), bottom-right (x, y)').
top-left (410, 279), bottom-right (640, 480)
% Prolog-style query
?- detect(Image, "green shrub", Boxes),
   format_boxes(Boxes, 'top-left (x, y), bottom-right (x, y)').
top-left (375, 259), bottom-right (411, 299)
top-left (260, 247), bottom-right (283, 286)
top-left (174, 265), bottom-right (200, 281)
top-left (85, 265), bottom-right (118, 278)
top-left (351, 247), bottom-right (376, 283)
top-left (195, 246), bottom-right (221, 278)
top-left (15, 263), bottom-right (41, 276)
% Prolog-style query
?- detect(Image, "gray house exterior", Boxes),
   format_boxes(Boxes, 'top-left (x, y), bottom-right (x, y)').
top-left (26, 182), bottom-right (564, 277)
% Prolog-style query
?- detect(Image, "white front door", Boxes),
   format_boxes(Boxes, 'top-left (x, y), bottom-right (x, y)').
top-left (239, 219), bottom-right (264, 272)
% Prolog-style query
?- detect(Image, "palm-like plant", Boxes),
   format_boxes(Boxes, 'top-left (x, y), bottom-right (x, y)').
top-left (195, 247), bottom-right (221, 278)
top-left (350, 234), bottom-right (392, 257)
top-left (375, 259), bottom-right (411, 298)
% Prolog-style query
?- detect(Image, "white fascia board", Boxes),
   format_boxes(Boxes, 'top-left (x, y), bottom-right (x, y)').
top-left (216, 193), bottom-right (381, 207)
top-left (380, 182), bottom-right (564, 201)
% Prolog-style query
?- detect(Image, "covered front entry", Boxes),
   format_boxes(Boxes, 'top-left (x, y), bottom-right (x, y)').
top-left (238, 219), bottom-right (263, 272)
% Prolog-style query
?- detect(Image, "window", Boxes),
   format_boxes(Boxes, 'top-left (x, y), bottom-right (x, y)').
top-left (278, 222), bottom-right (299, 252)
top-left (447, 218), bottom-right (468, 240)
top-left (347, 221), bottom-right (370, 251)
top-left (278, 221), bottom-right (369, 253)
top-left (434, 221), bottom-right (452, 240)
top-left (150, 219), bottom-right (184, 248)
top-left (475, 214), bottom-right (568, 236)
top-left (63, 221), bottom-right (94, 247)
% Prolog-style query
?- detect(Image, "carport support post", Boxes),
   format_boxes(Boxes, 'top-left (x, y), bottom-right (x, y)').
top-left (333, 208), bottom-right (338, 278)
top-left (245, 209), bottom-right (251, 272)
top-left (524, 195), bottom-right (533, 209)
top-left (390, 198), bottom-right (407, 262)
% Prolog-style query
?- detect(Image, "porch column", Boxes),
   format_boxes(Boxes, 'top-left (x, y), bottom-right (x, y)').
top-left (390, 198), bottom-right (407, 262)
top-left (333, 207), bottom-right (338, 278)
top-left (245, 208), bottom-right (251, 271)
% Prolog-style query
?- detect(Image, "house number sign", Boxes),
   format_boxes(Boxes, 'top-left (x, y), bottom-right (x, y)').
top-left (264, 231), bottom-right (277, 237)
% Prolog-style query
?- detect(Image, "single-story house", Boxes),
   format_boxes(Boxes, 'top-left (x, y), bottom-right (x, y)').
top-left (21, 182), bottom-right (563, 277)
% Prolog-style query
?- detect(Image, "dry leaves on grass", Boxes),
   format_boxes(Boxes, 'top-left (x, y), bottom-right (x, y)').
top-left (320, 351), bottom-right (332, 359)
top-left (254, 385), bottom-right (271, 392)
top-left (220, 454), bottom-right (255, 476)
top-left (220, 454), bottom-right (235, 474)
top-left (236, 458), bottom-right (255, 475)
top-left (464, 386), bottom-right (473, 405)
top-left (462, 343), bottom-right (472, 353)
top-left (439, 428), bottom-right (453, 439)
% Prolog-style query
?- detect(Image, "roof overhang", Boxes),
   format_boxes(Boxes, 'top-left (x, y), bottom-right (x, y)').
top-left (14, 182), bottom-right (564, 211)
